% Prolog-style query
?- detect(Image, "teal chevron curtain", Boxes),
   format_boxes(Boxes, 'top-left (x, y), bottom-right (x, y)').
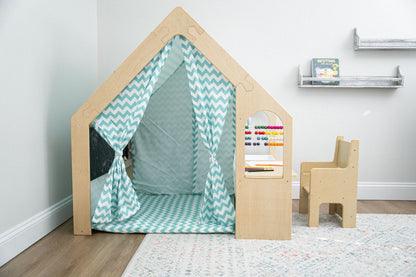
top-left (91, 42), bottom-right (172, 224)
top-left (180, 36), bottom-right (236, 227)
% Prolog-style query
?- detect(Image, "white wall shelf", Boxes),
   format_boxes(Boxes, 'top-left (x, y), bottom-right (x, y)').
top-left (298, 65), bottom-right (404, 88)
top-left (354, 28), bottom-right (416, 50)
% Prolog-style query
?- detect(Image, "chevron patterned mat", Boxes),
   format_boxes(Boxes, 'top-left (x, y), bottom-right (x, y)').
top-left (122, 213), bottom-right (416, 276)
top-left (92, 194), bottom-right (234, 233)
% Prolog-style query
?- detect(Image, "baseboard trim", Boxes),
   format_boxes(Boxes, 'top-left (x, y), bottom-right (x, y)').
top-left (292, 181), bottom-right (416, 200)
top-left (0, 195), bottom-right (73, 267)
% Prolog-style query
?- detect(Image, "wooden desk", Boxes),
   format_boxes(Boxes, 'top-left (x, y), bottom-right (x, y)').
top-left (236, 155), bottom-right (297, 240)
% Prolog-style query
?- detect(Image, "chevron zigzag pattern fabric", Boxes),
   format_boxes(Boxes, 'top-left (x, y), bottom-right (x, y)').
top-left (231, 87), bottom-right (236, 183)
top-left (191, 107), bottom-right (199, 192)
top-left (90, 41), bottom-right (173, 224)
top-left (92, 193), bottom-right (235, 233)
top-left (180, 36), bottom-right (236, 227)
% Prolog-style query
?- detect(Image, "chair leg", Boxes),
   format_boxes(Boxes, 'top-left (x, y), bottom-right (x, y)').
top-left (341, 201), bottom-right (357, 228)
top-left (299, 187), bottom-right (308, 214)
top-left (308, 197), bottom-right (320, 227)
top-left (329, 203), bottom-right (336, 215)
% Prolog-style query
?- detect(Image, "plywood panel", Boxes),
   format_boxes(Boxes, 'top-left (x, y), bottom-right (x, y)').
top-left (235, 82), bottom-right (293, 240)
top-left (71, 7), bottom-right (293, 238)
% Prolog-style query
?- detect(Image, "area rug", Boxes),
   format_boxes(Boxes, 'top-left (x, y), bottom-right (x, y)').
top-left (122, 213), bottom-right (416, 276)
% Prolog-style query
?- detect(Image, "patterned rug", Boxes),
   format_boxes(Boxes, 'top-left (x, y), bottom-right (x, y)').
top-left (122, 213), bottom-right (416, 276)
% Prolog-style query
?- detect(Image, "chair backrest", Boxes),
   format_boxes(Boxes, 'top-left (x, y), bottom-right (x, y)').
top-left (333, 136), bottom-right (359, 170)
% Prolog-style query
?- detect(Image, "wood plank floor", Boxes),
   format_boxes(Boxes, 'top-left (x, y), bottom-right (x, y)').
top-left (1, 200), bottom-right (415, 277)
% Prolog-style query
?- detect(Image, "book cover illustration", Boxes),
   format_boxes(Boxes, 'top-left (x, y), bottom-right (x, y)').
top-left (312, 58), bottom-right (340, 85)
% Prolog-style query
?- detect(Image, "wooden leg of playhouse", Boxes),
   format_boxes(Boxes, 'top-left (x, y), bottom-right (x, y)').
top-left (308, 197), bottom-right (320, 227)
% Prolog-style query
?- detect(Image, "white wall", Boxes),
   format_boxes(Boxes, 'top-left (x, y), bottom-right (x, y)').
top-left (0, 0), bottom-right (97, 234)
top-left (97, 0), bottom-right (416, 192)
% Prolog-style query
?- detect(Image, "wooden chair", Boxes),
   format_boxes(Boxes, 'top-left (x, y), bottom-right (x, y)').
top-left (299, 136), bottom-right (359, 227)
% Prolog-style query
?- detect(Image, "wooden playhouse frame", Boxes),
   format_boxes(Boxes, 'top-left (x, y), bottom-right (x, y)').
top-left (71, 7), bottom-right (293, 240)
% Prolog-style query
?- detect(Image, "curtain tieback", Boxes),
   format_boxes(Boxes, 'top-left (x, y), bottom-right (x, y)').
top-left (209, 153), bottom-right (216, 164)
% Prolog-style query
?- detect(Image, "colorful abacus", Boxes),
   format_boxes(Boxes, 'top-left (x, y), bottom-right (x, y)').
top-left (246, 142), bottom-right (261, 146)
top-left (264, 142), bottom-right (284, 146)
top-left (245, 125), bottom-right (284, 147)
top-left (254, 125), bottom-right (283, 129)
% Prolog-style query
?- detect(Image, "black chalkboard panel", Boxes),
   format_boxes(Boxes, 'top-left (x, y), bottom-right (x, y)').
top-left (89, 127), bottom-right (114, 180)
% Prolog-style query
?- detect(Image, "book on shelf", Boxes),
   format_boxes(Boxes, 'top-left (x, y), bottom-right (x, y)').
top-left (312, 58), bottom-right (340, 85)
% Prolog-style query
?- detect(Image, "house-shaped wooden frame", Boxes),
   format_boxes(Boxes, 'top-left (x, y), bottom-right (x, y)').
top-left (71, 7), bottom-right (293, 240)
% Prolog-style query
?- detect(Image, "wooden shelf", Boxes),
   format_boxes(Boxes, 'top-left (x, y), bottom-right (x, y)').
top-left (298, 65), bottom-right (404, 88)
top-left (354, 28), bottom-right (416, 50)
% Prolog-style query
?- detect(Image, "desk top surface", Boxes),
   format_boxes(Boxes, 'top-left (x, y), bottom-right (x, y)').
top-left (244, 155), bottom-right (298, 179)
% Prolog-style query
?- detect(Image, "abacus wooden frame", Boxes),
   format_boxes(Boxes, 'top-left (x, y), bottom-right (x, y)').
top-left (71, 7), bottom-right (293, 240)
